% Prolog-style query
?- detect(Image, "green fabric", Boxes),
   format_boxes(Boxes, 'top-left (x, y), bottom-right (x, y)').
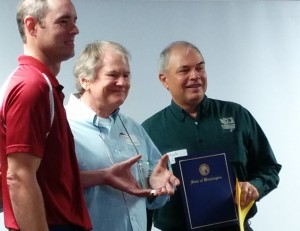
top-left (142, 96), bottom-right (281, 231)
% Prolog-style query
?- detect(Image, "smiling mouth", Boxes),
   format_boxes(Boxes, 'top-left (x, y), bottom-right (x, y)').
top-left (187, 84), bottom-right (201, 88)
top-left (65, 40), bottom-right (75, 46)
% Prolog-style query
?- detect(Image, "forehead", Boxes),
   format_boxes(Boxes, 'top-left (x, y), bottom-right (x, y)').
top-left (168, 46), bottom-right (204, 67)
top-left (101, 50), bottom-right (129, 68)
top-left (46, 0), bottom-right (77, 17)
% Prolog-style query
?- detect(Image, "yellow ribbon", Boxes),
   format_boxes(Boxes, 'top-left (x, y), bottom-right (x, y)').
top-left (236, 179), bottom-right (255, 231)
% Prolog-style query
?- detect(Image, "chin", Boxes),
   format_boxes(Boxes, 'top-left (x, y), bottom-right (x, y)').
top-left (189, 95), bottom-right (204, 104)
top-left (59, 53), bottom-right (74, 62)
top-left (112, 98), bottom-right (126, 107)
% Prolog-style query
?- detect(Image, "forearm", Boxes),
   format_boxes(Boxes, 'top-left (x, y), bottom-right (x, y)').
top-left (80, 169), bottom-right (109, 189)
top-left (8, 176), bottom-right (48, 231)
top-left (80, 165), bottom-right (151, 197)
top-left (80, 155), bottom-right (154, 197)
top-left (7, 153), bottom-right (48, 231)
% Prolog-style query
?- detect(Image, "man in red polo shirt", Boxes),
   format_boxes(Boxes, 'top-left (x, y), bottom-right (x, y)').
top-left (0, 0), bottom-right (92, 230)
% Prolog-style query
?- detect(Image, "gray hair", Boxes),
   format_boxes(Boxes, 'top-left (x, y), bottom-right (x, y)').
top-left (73, 41), bottom-right (131, 94)
top-left (159, 41), bottom-right (203, 73)
top-left (16, 0), bottom-right (49, 43)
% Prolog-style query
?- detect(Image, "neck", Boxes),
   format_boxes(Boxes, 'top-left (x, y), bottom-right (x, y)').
top-left (80, 94), bottom-right (115, 118)
top-left (24, 45), bottom-right (61, 76)
top-left (173, 100), bottom-right (200, 119)
top-left (184, 107), bottom-right (198, 119)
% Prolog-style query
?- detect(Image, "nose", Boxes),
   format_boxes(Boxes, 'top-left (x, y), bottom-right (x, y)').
top-left (116, 76), bottom-right (130, 86)
top-left (70, 23), bottom-right (79, 35)
top-left (190, 69), bottom-right (200, 79)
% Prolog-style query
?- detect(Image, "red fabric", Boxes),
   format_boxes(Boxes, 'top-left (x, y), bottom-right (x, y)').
top-left (0, 55), bottom-right (91, 230)
top-left (0, 170), bottom-right (2, 205)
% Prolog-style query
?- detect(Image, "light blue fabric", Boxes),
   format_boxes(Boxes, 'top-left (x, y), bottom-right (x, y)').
top-left (65, 94), bottom-right (168, 231)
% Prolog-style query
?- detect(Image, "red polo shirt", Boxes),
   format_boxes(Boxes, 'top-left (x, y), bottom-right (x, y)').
top-left (0, 55), bottom-right (92, 230)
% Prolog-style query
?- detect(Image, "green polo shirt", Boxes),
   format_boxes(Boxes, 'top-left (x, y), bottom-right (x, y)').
top-left (142, 96), bottom-right (281, 231)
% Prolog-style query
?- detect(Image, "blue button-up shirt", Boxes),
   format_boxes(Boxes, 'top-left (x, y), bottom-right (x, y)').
top-left (65, 94), bottom-right (168, 231)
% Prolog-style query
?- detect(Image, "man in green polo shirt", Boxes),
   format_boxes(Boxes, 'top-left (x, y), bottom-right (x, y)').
top-left (142, 41), bottom-right (281, 231)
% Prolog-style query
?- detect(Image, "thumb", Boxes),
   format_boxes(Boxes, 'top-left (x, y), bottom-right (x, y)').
top-left (157, 154), bottom-right (169, 167)
top-left (126, 154), bottom-right (142, 166)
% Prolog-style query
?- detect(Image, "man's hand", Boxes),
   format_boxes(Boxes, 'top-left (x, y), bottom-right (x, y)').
top-left (81, 155), bottom-right (152, 197)
top-left (149, 154), bottom-right (180, 196)
top-left (237, 181), bottom-right (259, 208)
top-left (104, 155), bottom-right (153, 196)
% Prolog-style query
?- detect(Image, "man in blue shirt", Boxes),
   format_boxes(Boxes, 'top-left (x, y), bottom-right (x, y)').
top-left (65, 41), bottom-right (180, 231)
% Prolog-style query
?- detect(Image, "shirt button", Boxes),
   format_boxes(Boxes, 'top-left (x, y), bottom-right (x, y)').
top-left (195, 121), bottom-right (198, 125)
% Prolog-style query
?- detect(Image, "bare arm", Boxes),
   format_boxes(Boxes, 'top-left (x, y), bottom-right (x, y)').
top-left (7, 153), bottom-right (48, 231)
top-left (80, 154), bottom-right (152, 197)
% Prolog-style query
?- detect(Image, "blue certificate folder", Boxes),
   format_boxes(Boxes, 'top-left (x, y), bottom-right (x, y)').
top-left (176, 153), bottom-right (238, 230)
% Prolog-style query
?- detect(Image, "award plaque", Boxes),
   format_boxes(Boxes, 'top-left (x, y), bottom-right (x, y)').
top-left (176, 153), bottom-right (238, 230)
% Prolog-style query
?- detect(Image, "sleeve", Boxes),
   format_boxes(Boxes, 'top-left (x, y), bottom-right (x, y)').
top-left (146, 195), bottom-right (169, 210)
top-left (5, 76), bottom-right (52, 157)
top-left (243, 108), bottom-right (282, 200)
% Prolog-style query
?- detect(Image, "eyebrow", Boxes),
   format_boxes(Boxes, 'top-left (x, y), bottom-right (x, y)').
top-left (107, 70), bottom-right (131, 75)
top-left (55, 14), bottom-right (77, 22)
top-left (178, 61), bottom-right (205, 69)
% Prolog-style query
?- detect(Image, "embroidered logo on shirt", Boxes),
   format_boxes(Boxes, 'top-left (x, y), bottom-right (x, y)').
top-left (220, 117), bottom-right (235, 132)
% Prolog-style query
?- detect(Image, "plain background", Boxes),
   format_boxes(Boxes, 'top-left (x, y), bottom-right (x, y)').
top-left (0, 0), bottom-right (299, 230)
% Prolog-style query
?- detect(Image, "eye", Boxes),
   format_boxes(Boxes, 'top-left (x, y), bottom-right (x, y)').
top-left (56, 16), bottom-right (75, 26)
top-left (60, 19), bottom-right (68, 25)
top-left (195, 64), bottom-right (205, 72)
top-left (178, 68), bottom-right (189, 73)
top-left (108, 73), bottom-right (118, 78)
top-left (195, 66), bottom-right (202, 72)
top-left (123, 73), bottom-right (130, 78)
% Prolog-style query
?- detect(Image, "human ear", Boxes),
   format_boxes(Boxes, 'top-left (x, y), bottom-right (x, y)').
top-left (159, 73), bottom-right (169, 90)
top-left (79, 77), bottom-right (90, 91)
top-left (24, 16), bottom-right (38, 37)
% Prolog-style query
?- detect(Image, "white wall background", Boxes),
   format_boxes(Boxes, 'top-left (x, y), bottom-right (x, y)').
top-left (0, 0), bottom-right (299, 230)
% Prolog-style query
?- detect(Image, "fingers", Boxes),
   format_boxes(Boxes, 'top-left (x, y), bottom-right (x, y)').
top-left (165, 175), bottom-right (180, 193)
top-left (239, 182), bottom-right (259, 208)
top-left (170, 175), bottom-right (180, 187)
top-left (152, 178), bottom-right (179, 197)
top-left (122, 183), bottom-right (154, 197)
top-left (149, 154), bottom-right (180, 196)
top-left (152, 186), bottom-right (168, 196)
top-left (130, 188), bottom-right (153, 197)
top-left (165, 183), bottom-right (176, 195)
